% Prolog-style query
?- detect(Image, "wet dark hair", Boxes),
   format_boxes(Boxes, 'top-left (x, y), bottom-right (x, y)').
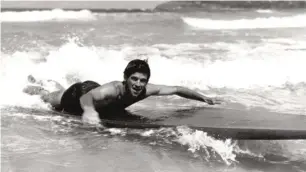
top-left (124, 59), bottom-right (150, 80)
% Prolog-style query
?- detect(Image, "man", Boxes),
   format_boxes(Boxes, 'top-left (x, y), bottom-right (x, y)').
top-left (24, 59), bottom-right (221, 125)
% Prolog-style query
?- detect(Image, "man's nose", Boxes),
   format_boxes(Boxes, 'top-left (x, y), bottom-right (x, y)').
top-left (135, 80), bottom-right (141, 87)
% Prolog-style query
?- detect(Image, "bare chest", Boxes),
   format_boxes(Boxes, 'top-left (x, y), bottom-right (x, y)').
top-left (94, 96), bottom-right (135, 111)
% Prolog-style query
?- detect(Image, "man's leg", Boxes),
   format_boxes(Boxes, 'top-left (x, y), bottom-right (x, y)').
top-left (27, 75), bottom-right (65, 90)
top-left (41, 90), bottom-right (65, 110)
top-left (23, 85), bottom-right (49, 96)
top-left (23, 85), bottom-right (65, 109)
top-left (24, 75), bottom-right (66, 109)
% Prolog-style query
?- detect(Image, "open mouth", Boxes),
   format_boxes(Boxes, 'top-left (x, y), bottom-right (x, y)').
top-left (132, 87), bottom-right (141, 94)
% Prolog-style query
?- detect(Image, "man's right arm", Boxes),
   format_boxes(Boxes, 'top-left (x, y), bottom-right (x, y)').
top-left (80, 91), bottom-right (95, 112)
top-left (79, 83), bottom-right (117, 124)
top-left (79, 88), bottom-right (101, 124)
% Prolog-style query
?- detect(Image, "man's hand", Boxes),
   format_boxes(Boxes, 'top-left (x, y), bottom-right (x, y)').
top-left (203, 97), bottom-right (222, 105)
top-left (82, 109), bottom-right (101, 125)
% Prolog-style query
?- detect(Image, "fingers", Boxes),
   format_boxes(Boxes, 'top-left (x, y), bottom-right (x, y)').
top-left (213, 99), bottom-right (223, 104)
top-left (82, 115), bottom-right (101, 126)
top-left (205, 99), bottom-right (214, 105)
top-left (205, 97), bottom-right (223, 105)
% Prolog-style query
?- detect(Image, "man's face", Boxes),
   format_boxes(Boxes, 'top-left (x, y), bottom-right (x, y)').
top-left (125, 72), bottom-right (148, 97)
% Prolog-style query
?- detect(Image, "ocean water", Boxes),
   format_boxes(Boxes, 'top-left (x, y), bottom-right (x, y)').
top-left (1, 8), bottom-right (306, 172)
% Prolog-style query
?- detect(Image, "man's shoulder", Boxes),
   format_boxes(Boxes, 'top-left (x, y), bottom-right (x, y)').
top-left (98, 81), bottom-right (122, 88)
top-left (109, 81), bottom-right (123, 86)
top-left (93, 81), bottom-right (122, 96)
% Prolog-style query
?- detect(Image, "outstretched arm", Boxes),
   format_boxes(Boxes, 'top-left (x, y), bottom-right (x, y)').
top-left (146, 84), bottom-right (220, 105)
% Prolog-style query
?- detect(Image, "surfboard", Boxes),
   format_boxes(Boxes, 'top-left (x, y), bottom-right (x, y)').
top-left (8, 106), bottom-right (306, 140)
top-left (100, 107), bottom-right (306, 140)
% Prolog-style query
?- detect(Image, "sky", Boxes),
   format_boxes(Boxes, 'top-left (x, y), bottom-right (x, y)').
top-left (1, 1), bottom-right (168, 9)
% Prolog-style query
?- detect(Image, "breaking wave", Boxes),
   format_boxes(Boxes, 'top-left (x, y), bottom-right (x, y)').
top-left (1, 9), bottom-right (96, 22)
top-left (182, 14), bottom-right (306, 30)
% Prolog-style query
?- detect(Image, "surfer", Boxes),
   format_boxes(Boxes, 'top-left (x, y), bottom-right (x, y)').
top-left (24, 59), bottom-right (221, 125)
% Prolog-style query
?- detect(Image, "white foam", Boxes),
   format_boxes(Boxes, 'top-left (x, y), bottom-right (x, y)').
top-left (150, 40), bottom-right (306, 90)
top-left (1, 38), bottom-right (306, 113)
top-left (182, 14), bottom-right (306, 29)
top-left (124, 127), bottom-right (237, 165)
top-left (3, 38), bottom-right (305, 91)
top-left (1, 9), bottom-right (96, 22)
top-left (256, 9), bottom-right (273, 13)
top-left (0, 39), bottom-right (129, 107)
top-left (175, 126), bottom-right (237, 165)
top-left (107, 128), bottom-right (127, 136)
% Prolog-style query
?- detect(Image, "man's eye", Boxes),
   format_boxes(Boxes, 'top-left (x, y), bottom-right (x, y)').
top-left (131, 77), bottom-right (137, 81)
top-left (140, 79), bottom-right (147, 83)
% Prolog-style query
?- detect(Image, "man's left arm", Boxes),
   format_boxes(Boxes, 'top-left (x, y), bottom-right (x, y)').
top-left (146, 84), bottom-right (220, 105)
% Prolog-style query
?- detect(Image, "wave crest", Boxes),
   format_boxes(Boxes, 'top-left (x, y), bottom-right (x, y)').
top-left (1, 9), bottom-right (96, 22)
top-left (182, 14), bottom-right (306, 30)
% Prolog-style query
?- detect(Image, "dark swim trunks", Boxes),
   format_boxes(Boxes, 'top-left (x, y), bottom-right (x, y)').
top-left (60, 80), bottom-right (100, 115)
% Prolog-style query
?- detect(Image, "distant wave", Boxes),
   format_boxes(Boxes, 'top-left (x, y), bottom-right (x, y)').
top-left (154, 1), bottom-right (306, 12)
top-left (1, 8), bottom-right (152, 13)
top-left (182, 14), bottom-right (306, 30)
top-left (1, 9), bottom-right (97, 22)
top-left (256, 9), bottom-right (273, 13)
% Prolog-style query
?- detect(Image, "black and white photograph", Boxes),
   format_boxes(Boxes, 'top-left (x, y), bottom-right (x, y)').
top-left (1, 0), bottom-right (306, 171)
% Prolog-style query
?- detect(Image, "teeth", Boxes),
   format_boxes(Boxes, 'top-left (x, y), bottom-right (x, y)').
top-left (132, 88), bottom-right (139, 92)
